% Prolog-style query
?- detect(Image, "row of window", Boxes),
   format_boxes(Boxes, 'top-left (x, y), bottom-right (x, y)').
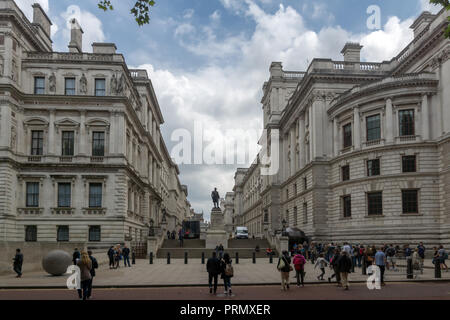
top-left (34, 77), bottom-right (106, 96)
top-left (342, 189), bottom-right (419, 217)
top-left (287, 203), bottom-right (308, 226)
top-left (287, 177), bottom-right (308, 200)
top-left (342, 110), bottom-right (415, 149)
top-left (341, 155), bottom-right (416, 182)
top-left (31, 130), bottom-right (105, 156)
top-left (25, 226), bottom-right (101, 242)
top-left (26, 182), bottom-right (102, 208)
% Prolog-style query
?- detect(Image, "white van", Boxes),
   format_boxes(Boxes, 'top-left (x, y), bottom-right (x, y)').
top-left (235, 227), bottom-right (249, 239)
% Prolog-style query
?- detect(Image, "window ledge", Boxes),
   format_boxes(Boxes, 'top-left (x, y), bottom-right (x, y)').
top-left (51, 208), bottom-right (75, 215)
top-left (365, 214), bottom-right (384, 218)
top-left (83, 208), bottom-right (106, 215)
top-left (18, 208), bottom-right (44, 215)
top-left (401, 213), bottom-right (422, 216)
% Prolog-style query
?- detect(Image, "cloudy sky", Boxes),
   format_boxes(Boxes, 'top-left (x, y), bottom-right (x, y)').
top-left (16, 0), bottom-right (443, 220)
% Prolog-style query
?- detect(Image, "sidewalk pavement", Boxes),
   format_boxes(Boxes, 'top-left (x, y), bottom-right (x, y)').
top-left (0, 258), bottom-right (449, 289)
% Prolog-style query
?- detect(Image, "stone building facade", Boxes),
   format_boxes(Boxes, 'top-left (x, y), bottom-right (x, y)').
top-left (0, 1), bottom-right (191, 250)
top-left (231, 9), bottom-right (450, 247)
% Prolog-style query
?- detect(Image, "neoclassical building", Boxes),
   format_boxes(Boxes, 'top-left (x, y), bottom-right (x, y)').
top-left (0, 1), bottom-right (191, 253)
top-left (232, 9), bottom-right (450, 247)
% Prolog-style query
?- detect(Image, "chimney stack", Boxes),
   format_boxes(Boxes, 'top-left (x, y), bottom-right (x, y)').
top-left (341, 43), bottom-right (363, 62)
top-left (269, 62), bottom-right (283, 78)
top-left (68, 18), bottom-right (83, 53)
top-left (32, 3), bottom-right (52, 38)
top-left (410, 11), bottom-right (435, 39)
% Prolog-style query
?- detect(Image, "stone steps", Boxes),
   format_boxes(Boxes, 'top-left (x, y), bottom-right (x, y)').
top-left (161, 239), bottom-right (205, 248)
top-left (228, 239), bottom-right (272, 249)
top-left (155, 248), bottom-right (273, 259)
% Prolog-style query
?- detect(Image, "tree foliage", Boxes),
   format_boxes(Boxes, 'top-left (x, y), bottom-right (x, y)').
top-left (429, 0), bottom-right (450, 37)
top-left (98, 0), bottom-right (155, 26)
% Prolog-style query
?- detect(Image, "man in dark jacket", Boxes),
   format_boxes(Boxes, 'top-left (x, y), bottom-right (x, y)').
top-left (122, 245), bottom-right (131, 267)
top-left (73, 248), bottom-right (80, 265)
top-left (87, 251), bottom-right (98, 299)
top-left (13, 249), bottom-right (23, 278)
top-left (328, 249), bottom-right (341, 285)
top-left (337, 251), bottom-right (352, 290)
top-left (107, 246), bottom-right (115, 269)
top-left (206, 252), bottom-right (221, 294)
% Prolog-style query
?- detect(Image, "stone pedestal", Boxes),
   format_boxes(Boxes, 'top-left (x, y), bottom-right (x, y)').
top-left (206, 208), bottom-right (228, 249)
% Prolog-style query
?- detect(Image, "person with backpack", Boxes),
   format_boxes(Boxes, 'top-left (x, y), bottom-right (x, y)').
top-left (314, 253), bottom-right (328, 280)
top-left (293, 252), bottom-right (306, 287)
top-left (337, 251), bottom-right (352, 290)
top-left (386, 244), bottom-right (397, 271)
top-left (87, 250), bottom-right (98, 299)
top-left (277, 250), bottom-right (292, 290)
top-left (220, 253), bottom-right (234, 296)
top-left (206, 251), bottom-right (221, 294)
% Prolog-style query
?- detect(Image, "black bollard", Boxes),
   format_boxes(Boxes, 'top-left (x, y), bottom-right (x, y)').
top-left (184, 252), bottom-right (188, 264)
top-left (435, 259), bottom-right (441, 279)
top-left (269, 254), bottom-right (273, 264)
top-left (201, 252), bottom-right (205, 264)
top-left (149, 252), bottom-right (153, 264)
top-left (235, 252), bottom-right (239, 264)
top-left (362, 260), bottom-right (367, 275)
top-left (132, 252), bottom-right (136, 265)
top-left (167, 252), bottom-right (171, 265)
top-left (252, 251), bottom-right (256, 264)
top-left (407, 258), bottom-right (413, 279)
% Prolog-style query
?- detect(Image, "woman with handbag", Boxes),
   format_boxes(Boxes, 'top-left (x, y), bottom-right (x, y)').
top-left (277, 250), bottom-right (292, 291)
top-left (220, 253), bottom-right (234, 296)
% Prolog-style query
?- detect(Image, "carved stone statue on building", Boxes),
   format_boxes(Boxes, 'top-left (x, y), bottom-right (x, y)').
top-left (117, 73), bottom-right (125, 95)
top-left (79, 73), bottom-right (87, 94)
top-left (11, 60), bottom-right (17, 82)
top-left (211, 188), bottom-right (220, 209)
top-left (49, 72), bottom-right (56, 93)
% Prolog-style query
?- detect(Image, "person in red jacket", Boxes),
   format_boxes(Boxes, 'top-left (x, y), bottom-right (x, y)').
top-left (293, 252), bottom-right (307, 287)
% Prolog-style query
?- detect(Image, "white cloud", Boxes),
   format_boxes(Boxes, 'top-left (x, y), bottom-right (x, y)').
top-left (175, 23), bottom-right (196, 37)
top-left (210, 10), bottom-right (221, 24)
top-left (183, 9), bottom-right (195, 19)
top-left (419, 0), bottom-right (443, 14)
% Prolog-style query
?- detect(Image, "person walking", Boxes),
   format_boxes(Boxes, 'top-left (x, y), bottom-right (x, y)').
top-left (337, 251), bottom-right (352, 290)
top-left (87, 250), bottom-right (98, 299)
top-left (107, 246), bottom-right (115, 269)
top-left (417, 242), bottom-right (426, 272)
top-left (314, 254), bottom-right (328, 280)
top-left (220, 253), bottom-right (234, 296)
top-left (114, 245), bottom-right (122, 269)
top-left (179, 229), bottom-right (184, 248)
top-left (206, 251), bottom-right (221, 294)
top-left (375, 247), bottom-right (387, 286)
top-left (438, 245), bottom-right (448, 272)
top-left (76, 251), bottom-right (92, 300)
top-left (293, 252), bottom-right (306, 287)
top-left (13, 249), bottom-right (23, 278)
top-left (122, 245), bottom-right (131, 267)
top-left (72, 248), bottom-right (80, 265)
top-left (167, 230), bottom-right (171, 239)
top-left (328, 249), bottom-right (342, 286)
top-left (277, 250), bottom-right (292, 291)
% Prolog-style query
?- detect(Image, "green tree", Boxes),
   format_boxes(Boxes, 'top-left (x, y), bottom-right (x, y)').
top-left (429, 0), bottom-right (450, 37)
top-left (98, 0), bottom-right (155, 26)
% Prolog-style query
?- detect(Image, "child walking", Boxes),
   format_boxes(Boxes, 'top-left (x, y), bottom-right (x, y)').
top-left (314, 253), bottom-right (328, 280)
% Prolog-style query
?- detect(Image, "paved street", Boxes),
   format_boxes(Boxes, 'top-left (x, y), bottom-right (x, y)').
top-left (0, 258), bottom-right (449, 288)
top-left (1, 282), bottom-right (450, 300)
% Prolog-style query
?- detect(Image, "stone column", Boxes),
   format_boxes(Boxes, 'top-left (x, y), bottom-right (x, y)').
top-left (333, 118), bottom-right (339, 157)
top-left (385, 98), bottom-right (394, 144)
top-left (353, 106), bottom-right (361, 149)
top-left (299, 115), bottom-right (305, 168)
top-left (109, 111), bottom-right (116, 154)
top-left (0, 106), bottom-right (11, 148)
top-left (308, 106), bottom-right (314, 162)
top-left (48, 109), bottom-right (55, 155)
top-left (290, 125), bottom-right (296, 176)
top-left (79, 111), bottom-right (86, 155)
top-left (312, 96), bottom-right (325, 159)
